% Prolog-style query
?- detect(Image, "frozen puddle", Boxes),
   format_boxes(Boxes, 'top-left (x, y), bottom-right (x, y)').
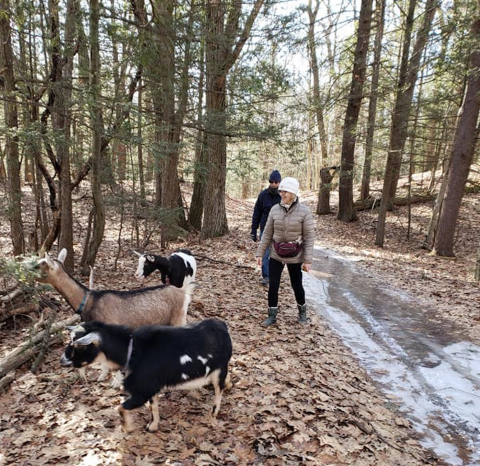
top-left (305, 247), bottom-right (480, 466)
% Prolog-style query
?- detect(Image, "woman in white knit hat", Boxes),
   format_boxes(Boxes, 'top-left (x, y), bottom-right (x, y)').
top-left (255, 177), bottom-right (315, 326)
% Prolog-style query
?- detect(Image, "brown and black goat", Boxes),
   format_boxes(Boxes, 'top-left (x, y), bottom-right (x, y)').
top-left (36, 249), bottom-right (194, 384)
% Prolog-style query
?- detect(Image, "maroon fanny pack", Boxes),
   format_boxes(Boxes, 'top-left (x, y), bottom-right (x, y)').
top-left (273, 241), bottom-right (303, 258)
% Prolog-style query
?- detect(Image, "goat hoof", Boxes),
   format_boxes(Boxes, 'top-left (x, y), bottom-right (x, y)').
top-left (147, 423), bottom-right (159, 432)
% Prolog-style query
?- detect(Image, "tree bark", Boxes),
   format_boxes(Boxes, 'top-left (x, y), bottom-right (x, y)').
top-left (58, 0), bottom-right (76, 271)
top-left (81, 0), bottom-right (105, 273)
top-left (337, 0), bottom-right (374, 222)
top-left (360, 0), bottom-right (385, 200)
top-left (201, 0), bottom-right (264, 238)
top-left (423, 154), bottom-right (452, 250)
top-left (0, 0), bottom-right (25, 255)
top-left (317, 166), bottom-right (339, 214)
top-left (189, 35), bottom-right (206, 230)
top-left (375, 0), bottom-right (438, 246)
top-left (434, 9), bottom-right (480, 257)
top-left (307, 0), bottom-right (328, 166)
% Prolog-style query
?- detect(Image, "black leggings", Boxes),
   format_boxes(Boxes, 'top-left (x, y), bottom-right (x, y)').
top-left (268, 258), bottom-right (305, 307)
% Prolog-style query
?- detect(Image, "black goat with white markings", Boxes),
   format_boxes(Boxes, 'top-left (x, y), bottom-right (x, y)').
top-left (61, 318), bottom-right (233, 433)
top-left (134, 249), bottom-right (196, 288)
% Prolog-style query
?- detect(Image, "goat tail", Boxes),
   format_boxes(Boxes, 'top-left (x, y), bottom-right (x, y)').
top-left (182, 281), bottom-right (196, 298)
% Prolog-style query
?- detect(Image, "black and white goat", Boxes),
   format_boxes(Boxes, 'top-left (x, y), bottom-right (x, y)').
top-left (60, 319), bottom-right (233, 433)
top-left (134, 249), bottom-right (196, 288)
top-left (36, 249), bottom-right (193, 384)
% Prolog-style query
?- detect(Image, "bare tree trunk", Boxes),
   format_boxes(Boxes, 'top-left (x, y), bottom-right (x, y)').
top-left (189, 35), bottom-right (206, 230)
top-left (434, 9), bottom-right (480, 257)
top-left (58, 0), bottom-right (76, 271)
top-left (360, 0), bottom-right (385, 200)
top-left (337, 0), bottom-right (374, 222)
top-left (475, 230), bottom-right (480, 281)
top-left (375, 0), bottom-right (438, 246)
top-left (81, 0), bottom-right (105, 273)
top-left (0, 0), bottom-right (25, 255)
top-left (423, 154), bottom-right (452, 250)
top-left (201, 0), bottom-right (264, 238)
top-left (317, 166), bottom-right (339, 215)
top-left (307, 0), bottom-right (328, 166)
top-left (137, 79), bottom-right (146, 205)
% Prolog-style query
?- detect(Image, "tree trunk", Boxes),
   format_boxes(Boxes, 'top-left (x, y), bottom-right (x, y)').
top-left (0, 0), bottom-right (25, 255)
top-left (190, 135), bottom-right (208, 230)
top-left (475, 233), bottom-right (480, 281)
top-left (307, 0), bottom-right (328, 166)
top-left (423, 154), bottom-right (452, 250)
top-left (201, 0), bottom-right (264, 238)
top-left (81, 0), bottom-right (105, 273)
top-left (58, 0), bottom-right (76, 272)
top-left (360, 0), bottom-right (385, 200)
top-left (317, 166), bottom-right (339, 214)
top-left (137, 79), bottom-right (146, 205)
top-left (337, 0), bottom-right (374, 222)
top-left (375, 0), bottom-right (437, 246)
top-left (189, 35), bottom-right (206, 230)
top-left (434, 10), bottom-right (480, 257)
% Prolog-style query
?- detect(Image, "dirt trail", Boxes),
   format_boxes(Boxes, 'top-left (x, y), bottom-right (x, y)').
top-left (0, 231), bottom-right (440, 465)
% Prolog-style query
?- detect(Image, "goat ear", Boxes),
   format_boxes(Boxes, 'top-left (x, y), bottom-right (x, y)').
top-left (147, 255), bottom-right (155, 262)
top-left (57, 248), bottom-right (67, 264)
top-left (74, 332), bottom-right (101, 347)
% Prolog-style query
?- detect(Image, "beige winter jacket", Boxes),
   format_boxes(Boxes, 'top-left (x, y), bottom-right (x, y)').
top-left (256, 200), bottom-right (315, 264)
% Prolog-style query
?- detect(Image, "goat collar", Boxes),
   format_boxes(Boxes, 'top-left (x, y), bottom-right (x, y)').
top-left (122, 337), bottom-right (134, 374)
top-left (76, 291), bottom-right (89, 315)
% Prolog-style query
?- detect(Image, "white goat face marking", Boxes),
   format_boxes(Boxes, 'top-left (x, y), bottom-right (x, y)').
top-left (180, 355), bottom-right (192, 365)
top-left (197, 355), bottom-right (208, 365)
top-left (181, 373), bottom-right (189, 380)
top-left (207, 354), bottom-right (213, 358)
top-left (135, 256), bottom-right (146, 278)
top-left (205, 366), bottom-right (211, 376)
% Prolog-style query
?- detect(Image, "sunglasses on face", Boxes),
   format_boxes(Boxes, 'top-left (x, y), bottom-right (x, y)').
top-left (269, 181), bottom-right (280, 184)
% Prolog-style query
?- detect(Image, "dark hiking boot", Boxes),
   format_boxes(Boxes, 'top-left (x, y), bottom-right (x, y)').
top-left (297, 303), bottom-right (308, 324)
top-left (262, 307), bottom-right (278, 327)
top-left (261, 277), bottom-right (269, 286)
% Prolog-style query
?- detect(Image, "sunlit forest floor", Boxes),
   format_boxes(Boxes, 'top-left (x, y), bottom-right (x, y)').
top-left (1, 173), bottom-right (479, 464)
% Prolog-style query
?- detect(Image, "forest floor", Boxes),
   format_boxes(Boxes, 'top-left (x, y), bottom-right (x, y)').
top-left (1, 177), bottom-right (479, 465)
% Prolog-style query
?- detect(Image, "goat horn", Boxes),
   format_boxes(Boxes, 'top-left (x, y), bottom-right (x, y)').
top-left (133, 251), bottom-right (143, 257)
top-left (44, 253), bottom-right (55, 267)
top-left (66, 325), bottom-right (84, 333)
top-left (57, 248), bottom-right (67, 264)
top-left (74, 332), bottom-right (101, 347)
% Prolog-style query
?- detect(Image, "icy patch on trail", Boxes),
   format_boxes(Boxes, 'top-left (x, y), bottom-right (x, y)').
top-left (304, 273), bottom-right (480, 466)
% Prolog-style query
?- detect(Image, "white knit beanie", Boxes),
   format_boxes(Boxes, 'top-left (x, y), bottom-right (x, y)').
top-left (278, 177), bottom-right (299, 196)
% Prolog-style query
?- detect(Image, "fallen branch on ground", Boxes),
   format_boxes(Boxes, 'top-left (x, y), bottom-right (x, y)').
top-left (0, 314), bottom-right (80, 381)
top-left (354, 193), bottom-right (435, 211)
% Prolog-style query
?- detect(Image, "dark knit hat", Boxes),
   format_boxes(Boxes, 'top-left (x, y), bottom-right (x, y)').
top-left (269, 170), bottom-right (281, 182)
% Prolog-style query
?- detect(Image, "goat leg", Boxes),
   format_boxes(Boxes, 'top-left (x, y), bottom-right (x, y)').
top-left (118, 406), bottom-right (136, 433)
top-left (146, 396), bottom-right (160, 432)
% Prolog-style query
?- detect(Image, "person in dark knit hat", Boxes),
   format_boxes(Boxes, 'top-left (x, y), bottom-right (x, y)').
top-left (251, 170), bottom-right (282, 286)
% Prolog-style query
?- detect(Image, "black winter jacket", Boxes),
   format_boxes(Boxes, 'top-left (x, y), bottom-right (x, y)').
top-left (251, 188), bottom-right (281, 232)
